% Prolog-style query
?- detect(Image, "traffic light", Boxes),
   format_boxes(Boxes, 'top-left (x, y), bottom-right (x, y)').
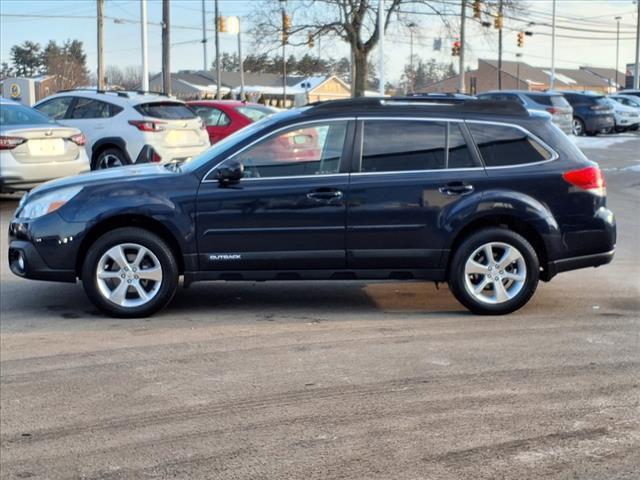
top-left (282, 12), bottom-right (291, 44)
top-left (217, 15), bottom-right (227, 33)
top-left (494, 13), bottom-right (503, 30)
top-left (517, 31), bottom-right (524, 48)
top-left (473, 0), bottom-right (482, 19)
top-left (307, 32), bottom-right (314, 49)
top-left (451, 40), bottom-right (461, 57)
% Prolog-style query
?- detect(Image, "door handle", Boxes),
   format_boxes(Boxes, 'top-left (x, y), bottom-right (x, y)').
top-left (439, 183), bottom-right (474, 196)
top-left (306, 189), bottom-right (344, 202)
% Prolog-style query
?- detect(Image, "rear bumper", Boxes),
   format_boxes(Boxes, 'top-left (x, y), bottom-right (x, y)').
top-left (544, 249), bottom-right (614, 281)
top-left (0, 150), bottom-right (90, 191)
top-left (584, 115), bottom-right (614, 132)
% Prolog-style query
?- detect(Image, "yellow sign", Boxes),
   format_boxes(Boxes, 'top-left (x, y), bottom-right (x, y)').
top-left (10, 83), bottom-right (21, 98)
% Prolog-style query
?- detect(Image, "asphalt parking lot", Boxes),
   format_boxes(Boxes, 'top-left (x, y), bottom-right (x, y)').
top-left (1, 133), bottom-right (639, 480)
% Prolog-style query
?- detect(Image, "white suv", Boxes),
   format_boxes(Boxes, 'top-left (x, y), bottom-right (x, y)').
top-left (33, 90), bottom-right (210, 169)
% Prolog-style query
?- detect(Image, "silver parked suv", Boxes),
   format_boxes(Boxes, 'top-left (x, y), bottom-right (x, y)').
top-left (477, 90), bottom-right (573, 135)
top-left (34, 90), bottom-right (210, 169)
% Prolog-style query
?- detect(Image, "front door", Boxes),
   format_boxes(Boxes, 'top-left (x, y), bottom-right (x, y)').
top-left (196, 119), bottom-right (354, 271)
top-left (346, 118), bottom-right (489, 271)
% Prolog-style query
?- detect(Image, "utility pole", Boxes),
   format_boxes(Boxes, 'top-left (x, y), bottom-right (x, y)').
top-left (215, 0), bottom-right (221, 99)
top-left (97, 0), bottom-right (104, 89)
top-left (516, 52), bottom-right (522, 87)
top-left (458, 0), bottom-right (466, 93)
top-left (282, 8), bottom-right (287, 107)
top-left (201, 0), bottom-right (208, 71)
top-left (378, 0), bottom-right (385, 96)
top-left (550, 0), bottom-right (556, 89)
top-left (408, 22), bottom-right (416, 93)
top-left (140, 0), bottom-right (149, 91)
top-left (162, 0), bottom-right (171, 95)
top-left (615, 16), bottom-right (621, 92)
top-left (497, 0), bottom-right (503, 90)
top-left (635, 0), bottom-right (640, 89)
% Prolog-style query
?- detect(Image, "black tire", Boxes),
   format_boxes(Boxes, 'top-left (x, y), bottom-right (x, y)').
top-left (81, 227), bottom-right (178, 318)
top-left (572, 117), bottom-right (586, 136)
top-left (447, 228), bottom-right (539, 315)
top-left (93, 147), bottom-right (129, 170)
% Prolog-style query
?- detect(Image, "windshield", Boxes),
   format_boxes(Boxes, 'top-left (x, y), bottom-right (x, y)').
top-left (0, 104), bottom-right (55, 126)
top-left (181, 115), bottom-right (278, 172)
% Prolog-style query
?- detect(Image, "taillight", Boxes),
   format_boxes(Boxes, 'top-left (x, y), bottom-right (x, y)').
top-left (546, 107), bottom-right (559, 114)
top-left (0, 136), bottom-right (27, 150)
top-left (69, 133), bottom-right (86, 146)
top-left (128, 120), bottom-right (165, 132)
top-left (151, 151), bottom-right (162, 163)
top-left (563, 166), bottom-right (606, 195)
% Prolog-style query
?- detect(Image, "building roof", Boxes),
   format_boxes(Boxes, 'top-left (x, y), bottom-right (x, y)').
top-left (580, 67), bottom-right (625, 88)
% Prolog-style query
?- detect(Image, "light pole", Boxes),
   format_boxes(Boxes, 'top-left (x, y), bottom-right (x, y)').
top-left (550, 0), bottom-right (556, 89)
top-left (458, 0), bottom-right (466, 93)
top-left (140, 0), bottom-right (149, 91)
top-left (635, 0), bottom-right (640, 89)
top-left (279, 0), bottom-right (287, 108)
top-left (615, 16), bottom-right (622, 91)
top-left (227, 17), bottom-right (244, 101)
top-left (516, 52), bottom-right (522, 88)
top-left (378, 0), bottom-right (385, 96)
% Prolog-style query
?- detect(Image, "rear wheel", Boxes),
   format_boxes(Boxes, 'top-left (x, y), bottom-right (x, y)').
top-left (448, 228), bottom-right (539, 315)
top-left (94, 148), bottom-right (128, 170)
top-left (572, 117), bottom-right (585, 136)
top-left (81, 227), bottom-right (178, 318)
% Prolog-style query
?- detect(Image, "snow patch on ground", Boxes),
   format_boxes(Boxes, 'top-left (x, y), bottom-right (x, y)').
top-left (572, 133), bottom-right (639, 150)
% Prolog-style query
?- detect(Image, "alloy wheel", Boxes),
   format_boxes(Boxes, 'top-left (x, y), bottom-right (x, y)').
top-left (96, 243), bottom-right (163, 307)
top-left (572, 118), bottom-right (584, 136)
top-left (463, 242), bottom-right (527, 304)
top-left (98, 153), bottom-right (124, 169)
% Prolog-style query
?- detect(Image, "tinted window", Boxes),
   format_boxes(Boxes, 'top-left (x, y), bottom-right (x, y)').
top-left (192, 106), bottom-right (230, 126)
top-left (69, 98), bottom-right (112, 119)
top-left (231, 121), bottom-right (348, 178)
top-left (448, 124), bottom-right (477, 168)
top-left (136, 102), bottom-right (196, 119)
top-left (362, 121), bottom-right (446, 172)
top-left (468, 123), bottom-right (552, 167)
top-left (34, 96), bottom-right (73, 120)
top-left (525, 94), bottom-right (570, 107)
top-left (236, 106), bottom-right (276, 122)
top-left (0, 104), bottom-right (54, 126)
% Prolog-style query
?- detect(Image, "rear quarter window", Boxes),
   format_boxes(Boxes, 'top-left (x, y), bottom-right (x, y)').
top-left (135, 102), bottom-right (196, 119)
top-left (467, 123), bottom-right (553, 167)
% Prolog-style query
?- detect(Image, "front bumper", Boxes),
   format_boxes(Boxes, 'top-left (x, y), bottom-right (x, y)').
top-left (8, 240), bottom-right (76, 282)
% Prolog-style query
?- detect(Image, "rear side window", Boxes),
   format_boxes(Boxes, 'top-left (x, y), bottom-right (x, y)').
top-left (135, 102), bottom-right (196, 119)
top-left (361, 120), bottom-right (478, 172)
top-left (192, 106), bottom-right (230, 126)
top-left (69, 98), bottom-right (113, 119)
top-left (525, 94), bottom-right (570, 108)
top-left (467, 123), bottom-right (553, 167)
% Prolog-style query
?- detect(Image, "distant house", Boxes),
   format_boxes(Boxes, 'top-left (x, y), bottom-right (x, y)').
top-left (417, 59), bottom-right (625, 95)
top-left (147, 71), bottom-right (351, 107)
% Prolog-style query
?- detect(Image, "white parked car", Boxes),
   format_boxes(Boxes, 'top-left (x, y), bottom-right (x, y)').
top-left (602, 97), bottom-right (640, 133)
top-left (34, 90), bottom-right (210, 169)
top-left (609, 94), bottom-right (640, 131)
top-left (1, 99), bottom-right (89, 193)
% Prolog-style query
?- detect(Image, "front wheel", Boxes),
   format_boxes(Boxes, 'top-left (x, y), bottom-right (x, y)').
top-left (448, 228), bottom-right (539, 315)
top-left (81, 227), bottom-right (178, 318)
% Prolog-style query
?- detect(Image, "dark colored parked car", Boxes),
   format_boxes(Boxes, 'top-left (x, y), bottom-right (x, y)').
top-left (8, 98), bottom-right (616, 318)
top-left (556, 91), bottom-right (614, 136)
top-left (187, 100), bottom-right (277, 144)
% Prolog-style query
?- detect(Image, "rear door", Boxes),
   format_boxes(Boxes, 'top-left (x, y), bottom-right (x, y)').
top-left (191, 105), bottom-right (235, 143)
top-left (63, 97), bottom-right (120, 152)
top-left (196, 119), bottom-right (354, 271)
top-left (346, 118), bottom-right (489, 271)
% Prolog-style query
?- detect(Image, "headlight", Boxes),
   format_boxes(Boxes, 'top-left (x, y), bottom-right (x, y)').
top-left (18, 186), bottom-right (82, 220)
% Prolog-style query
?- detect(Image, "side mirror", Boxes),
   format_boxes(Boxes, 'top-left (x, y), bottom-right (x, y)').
top-left (216, 160), bottom-right (244, 186)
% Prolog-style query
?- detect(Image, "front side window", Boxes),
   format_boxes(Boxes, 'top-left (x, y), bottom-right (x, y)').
top-left (34, 96), bottom-right (73, 120)
top-left (228, 121), bottom-right (348, 178)
top-left (69, 98), bottom-right (111, 119)
top-left (360, 120), bottom-right (478, 172)
top-left (467, 123), bottom-right (553, 167)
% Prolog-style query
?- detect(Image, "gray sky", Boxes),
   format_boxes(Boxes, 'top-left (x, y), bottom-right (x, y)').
top-left (1, 0), bottom-right (638, 82)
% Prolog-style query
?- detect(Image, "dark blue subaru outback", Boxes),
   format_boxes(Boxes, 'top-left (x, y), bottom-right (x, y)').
top-left (8, 98), bottom-right (616, 317)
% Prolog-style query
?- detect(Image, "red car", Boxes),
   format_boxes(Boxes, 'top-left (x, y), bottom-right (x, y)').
top-left (187, 100), bottom-right (277, 144)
